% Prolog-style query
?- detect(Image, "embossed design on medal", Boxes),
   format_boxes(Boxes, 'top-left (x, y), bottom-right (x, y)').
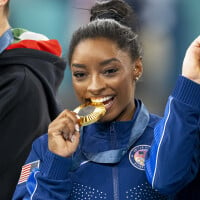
top-left (74, 102), bottom-right (106, 126)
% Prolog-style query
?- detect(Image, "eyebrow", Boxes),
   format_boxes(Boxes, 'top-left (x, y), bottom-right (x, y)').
top-left (71, 63), bottom-right (86, 68)
top-left (99, 58), bottom-right (120, 66)
top-left (71, 58), bottom-right (120, 68)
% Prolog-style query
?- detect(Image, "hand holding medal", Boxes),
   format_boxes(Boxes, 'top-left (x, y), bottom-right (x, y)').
top-left (48, 102), bottom-right (106, 157)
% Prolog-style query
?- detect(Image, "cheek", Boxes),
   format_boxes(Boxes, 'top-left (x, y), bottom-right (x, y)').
top-left (117, 77), bottom-right (134, 102)
top-left (73, 82), bottom-right (86, 102)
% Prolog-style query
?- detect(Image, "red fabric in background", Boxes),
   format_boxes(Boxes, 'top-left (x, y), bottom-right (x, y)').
top-left (6, 39), bottom-right (62, 57)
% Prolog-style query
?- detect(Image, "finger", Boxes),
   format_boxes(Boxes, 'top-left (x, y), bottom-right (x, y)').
top-left (48, 109), bottom-right (81, 144)
top-left (193, 35), bottom-right (200, 47)
top-left (57, 109), bottom-right (78, 122)
top-left (75, 124), bottom-right (80, 132)
top-left (48, 118), bottom-right (70, 135)
top-left (70, 131), bottom-right (80, 145)
top-left (49, 110), bottom-right (79, 130)
top-left (62, 117), bottom-right (79, 140)
top-left (54, 118), bottom-right (80, 141)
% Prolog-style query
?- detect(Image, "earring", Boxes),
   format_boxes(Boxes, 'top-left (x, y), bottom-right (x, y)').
top-left (135, 73), bottom-right (141, 81)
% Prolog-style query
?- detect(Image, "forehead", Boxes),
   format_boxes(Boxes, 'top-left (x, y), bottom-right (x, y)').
top-left (74, 37), bottom-right (118, 54)
top-left (71, 37), bottom-right (131, 64)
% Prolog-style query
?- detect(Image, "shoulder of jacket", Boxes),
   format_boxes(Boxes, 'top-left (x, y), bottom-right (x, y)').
top-left (147, 113), bottom-right (161, 129)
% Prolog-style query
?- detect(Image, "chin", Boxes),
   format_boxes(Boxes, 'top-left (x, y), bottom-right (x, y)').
top-left (99, 113), bottom-right (116, 123)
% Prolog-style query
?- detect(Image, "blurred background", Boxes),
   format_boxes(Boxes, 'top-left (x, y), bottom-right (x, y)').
top-left (9, 0), bottom-right (200, 115)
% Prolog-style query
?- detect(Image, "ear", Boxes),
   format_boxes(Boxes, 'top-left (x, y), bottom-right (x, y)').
top-left (133, 57), bottom-right (143, 81)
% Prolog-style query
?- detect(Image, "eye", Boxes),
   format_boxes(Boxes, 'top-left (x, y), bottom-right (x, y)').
top-left (103, 68), bottom-right (118, 76)
top-left (73, 71), bottom-right (86, 80)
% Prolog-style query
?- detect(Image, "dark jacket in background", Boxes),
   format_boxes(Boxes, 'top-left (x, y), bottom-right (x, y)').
top-left (0, 45), bottom-right (66, 199)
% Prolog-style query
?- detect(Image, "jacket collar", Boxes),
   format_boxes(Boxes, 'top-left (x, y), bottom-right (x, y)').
top-left (0, 29), bottom-right (13, 53)
top-left (80, 100), bottom-right (150, 164)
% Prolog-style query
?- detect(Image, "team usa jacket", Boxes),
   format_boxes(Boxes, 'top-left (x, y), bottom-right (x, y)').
top-left (146, 76), bottom-right (200, 200)
top-left (13, 76), bottom-right (199, 200)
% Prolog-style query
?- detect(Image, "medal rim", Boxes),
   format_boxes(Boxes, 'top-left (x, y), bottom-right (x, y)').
top-left (73, 102), bottom-right (106, 126)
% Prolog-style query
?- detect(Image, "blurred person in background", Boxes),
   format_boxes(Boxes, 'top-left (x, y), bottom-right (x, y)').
top-left (13, 0), bottom-right (199, 199)
top-left (0, 0), bottom-right (66, 199)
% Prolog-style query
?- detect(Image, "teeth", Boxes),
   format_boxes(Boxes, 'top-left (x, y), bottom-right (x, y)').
top-left (91, 96), bottom-right (113, 103)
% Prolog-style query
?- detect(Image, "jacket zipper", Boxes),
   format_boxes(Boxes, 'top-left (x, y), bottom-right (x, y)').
top-left (112, 167), bottom-right (119, 200)
top-left (110, 124), bottom-right (119, 200)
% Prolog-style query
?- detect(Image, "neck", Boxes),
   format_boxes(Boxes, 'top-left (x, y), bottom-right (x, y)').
top-left (115, 101), bottom-right (136, 122)
top-left (0, 13), bottom-right (10, 37)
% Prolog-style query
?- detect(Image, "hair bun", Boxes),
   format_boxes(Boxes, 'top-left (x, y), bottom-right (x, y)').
top-left (90, 0), bottom-right (138, 31)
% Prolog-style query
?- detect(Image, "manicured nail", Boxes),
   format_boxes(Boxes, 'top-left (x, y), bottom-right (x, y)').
top-left (75, 124), bottom-right (80, 132)
top-left (70, 134), bottom-right (75, 143)
top-left (76, 115), bottom-right (80, 119)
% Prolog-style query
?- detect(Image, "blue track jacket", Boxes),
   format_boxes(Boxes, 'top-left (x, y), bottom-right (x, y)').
top-left (13, 99), bottom-right (169, 200)
top-left (146, 76), bottom-right (200, 199)
top-left (13, 76), bottom-right (199, 200)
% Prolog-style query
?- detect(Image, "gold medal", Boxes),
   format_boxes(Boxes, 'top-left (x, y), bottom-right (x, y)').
top-left (73, 102), bottom-right (106, 126)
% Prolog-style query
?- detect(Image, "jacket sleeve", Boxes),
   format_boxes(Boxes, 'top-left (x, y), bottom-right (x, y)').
top-left (12, 134), bottom-right (73, 200)
top-left (145, 75), bottom-right (200, 195)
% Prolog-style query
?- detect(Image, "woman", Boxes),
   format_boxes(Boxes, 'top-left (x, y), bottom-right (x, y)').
top-left (13, 0), bottom-right (199, 199)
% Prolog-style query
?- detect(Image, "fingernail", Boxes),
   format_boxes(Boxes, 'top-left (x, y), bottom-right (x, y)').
top-left (75, 124), bottom-right (80, 132)
top-left (76, 115), bottom-right (80, 119)
top-left (70, 134), bottom-right (75, 143)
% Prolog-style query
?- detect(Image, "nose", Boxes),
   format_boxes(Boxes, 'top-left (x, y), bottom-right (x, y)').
top-left (87, 75), bottom-right (105, 95)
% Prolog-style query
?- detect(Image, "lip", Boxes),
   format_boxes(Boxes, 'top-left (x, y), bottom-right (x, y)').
top-left (90, 96), bottom-right (115, 111)
top-left (104, 98), bottom-right (114, 110)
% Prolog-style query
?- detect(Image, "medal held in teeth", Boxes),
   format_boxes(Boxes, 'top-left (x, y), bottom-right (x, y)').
top-left (73, 102), bottom-right (106, 126)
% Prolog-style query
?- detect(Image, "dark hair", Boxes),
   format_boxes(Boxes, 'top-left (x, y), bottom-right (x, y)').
top-left (68, 0), bottom-right (142, 65)
top-left (90, 0), bottom-right (139, 32)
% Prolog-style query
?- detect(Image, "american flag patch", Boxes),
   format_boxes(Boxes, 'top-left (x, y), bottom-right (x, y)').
top-left (18, 160), bottom-right (40, 184)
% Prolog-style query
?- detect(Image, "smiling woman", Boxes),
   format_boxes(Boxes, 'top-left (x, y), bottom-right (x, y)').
top-left (70, 37), bottom-right (141, 122)
top-left (13, 0), bottom-right (200, 200)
